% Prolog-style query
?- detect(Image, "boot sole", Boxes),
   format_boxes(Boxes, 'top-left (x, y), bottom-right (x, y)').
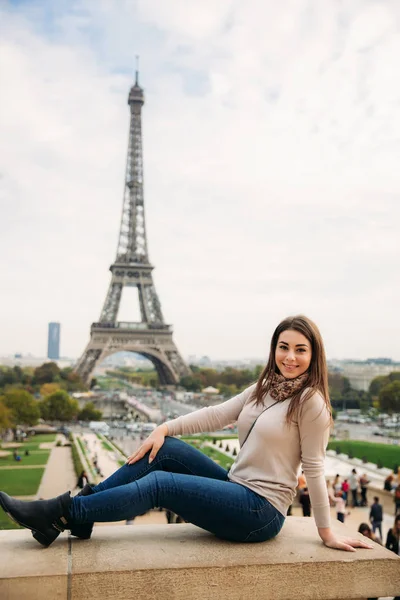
top-left (0, 495), bottom-right (58, 547)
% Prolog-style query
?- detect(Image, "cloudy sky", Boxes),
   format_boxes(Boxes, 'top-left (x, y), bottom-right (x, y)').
top-left (1, 0), bottom-right (400, 363)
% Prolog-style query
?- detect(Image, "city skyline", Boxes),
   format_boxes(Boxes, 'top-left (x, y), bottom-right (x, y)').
top-left (1, 1), bottom-right (400, 362)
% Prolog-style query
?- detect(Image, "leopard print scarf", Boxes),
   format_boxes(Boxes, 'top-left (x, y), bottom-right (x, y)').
top-left (268, 372), bottom-right (309, 401)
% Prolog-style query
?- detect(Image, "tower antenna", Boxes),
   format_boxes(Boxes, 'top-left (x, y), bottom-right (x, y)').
top-left (135, 55), bottom-right (139, 85)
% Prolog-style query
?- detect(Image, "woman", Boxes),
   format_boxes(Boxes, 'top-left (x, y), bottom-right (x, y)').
top-left (385, 515), bottom-right (400, 600)
top-left (0, 316), bottom-right (372, 552)
top-left (333, 474), bottom-right (341, 494)
top-left (76, 470), bottom-right (89, 490)
top-left (358, 522), bottom-right (381, 545)
top-left (386, 514), bottom-right (400, 555)
top-left (384, 474), bottom-right (394, 492)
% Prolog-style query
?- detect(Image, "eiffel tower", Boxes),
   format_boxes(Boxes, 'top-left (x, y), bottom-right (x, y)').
top-left (75, 69), bottom-right (190, 386)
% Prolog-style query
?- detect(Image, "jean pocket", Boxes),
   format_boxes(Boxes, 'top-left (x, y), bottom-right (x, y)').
top-left (250, 495), bottom-right (275, 513)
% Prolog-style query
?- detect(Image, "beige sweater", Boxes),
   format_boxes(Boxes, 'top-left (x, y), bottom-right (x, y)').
top-left (165, 384), bottom-right (332, 528)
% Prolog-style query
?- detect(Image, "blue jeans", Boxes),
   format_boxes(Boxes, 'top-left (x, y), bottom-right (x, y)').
top-left (70, 437), bottom-right (285, 543)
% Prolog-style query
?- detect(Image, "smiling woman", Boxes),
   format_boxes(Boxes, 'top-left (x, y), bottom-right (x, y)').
top-left (0, 315), bottom-right (372, 554)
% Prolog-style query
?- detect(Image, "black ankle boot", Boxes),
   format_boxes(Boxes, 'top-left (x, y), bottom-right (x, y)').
top-left (70, 483), bottom-right (94, 539)
top-left (0, 491), bottom-right (72, 547)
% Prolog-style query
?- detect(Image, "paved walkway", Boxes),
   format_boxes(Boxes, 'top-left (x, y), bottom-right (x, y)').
top-left (81, 432), bottom-right (121, 480)
top-left (36, 435), bottom-right (76, 499)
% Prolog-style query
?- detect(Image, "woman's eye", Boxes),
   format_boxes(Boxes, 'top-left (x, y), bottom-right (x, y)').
top-left (297, 348), bottom-right (306, 353)
top-left (279, 345), bottom-right (288, 350)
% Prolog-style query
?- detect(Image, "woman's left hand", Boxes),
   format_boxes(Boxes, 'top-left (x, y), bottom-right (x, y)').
top-left (322, 535), bottom-right (374, 552)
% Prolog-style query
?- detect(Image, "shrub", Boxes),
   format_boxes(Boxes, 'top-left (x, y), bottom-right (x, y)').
top-left (56, 440), bottom-right (62, 447)
top-left (219, 442), bottom-right (223, 448)
top-left (362, 456), bottom-right (367, 463)
top-left (225, 444), bottom-right (230, 452)
top-left (212, 438), bottom-right (216, 445)
top-left (232, 447), bottom-right (237, 456)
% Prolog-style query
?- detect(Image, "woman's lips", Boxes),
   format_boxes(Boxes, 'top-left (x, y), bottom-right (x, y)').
top-left (283, 364), bottom-right (298, 371)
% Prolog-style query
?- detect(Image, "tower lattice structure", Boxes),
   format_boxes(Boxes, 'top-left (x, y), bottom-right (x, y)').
top-left (75, 71), bottom-right (190, 386)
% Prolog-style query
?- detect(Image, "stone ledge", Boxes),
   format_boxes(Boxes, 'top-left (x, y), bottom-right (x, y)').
top-left (1, 518), bottom-right (399, 600)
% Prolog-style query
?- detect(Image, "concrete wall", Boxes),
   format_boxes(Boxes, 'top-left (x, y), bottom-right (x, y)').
top-left (1, 518), bottom-right (399, 600)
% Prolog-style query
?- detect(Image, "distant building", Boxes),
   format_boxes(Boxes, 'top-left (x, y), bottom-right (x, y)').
top-left (47, 322), bottom-right (60, 360)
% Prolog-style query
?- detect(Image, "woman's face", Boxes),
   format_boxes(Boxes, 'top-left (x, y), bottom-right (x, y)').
top-left (275, 329), bottom-right (312, 379)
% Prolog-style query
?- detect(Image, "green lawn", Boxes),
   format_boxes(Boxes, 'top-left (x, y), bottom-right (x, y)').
top-left (0, 468), bottom-right (45, 496)
top-left (0, 451), bottom-right (50, 467)
top-left (1, 434), bottom-right (56, 453)
top-left (327, 440), bottom-right (400, 471)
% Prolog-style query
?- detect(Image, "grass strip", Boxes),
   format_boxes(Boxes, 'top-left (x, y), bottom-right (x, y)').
top-left (76, 436), bottom-right (97, 480)
top-left (101, 440), bottom-right (114, 452)
top-left (69, 433), bottom-right (84, 479)
top-left (184, 440), bottom-right (234, 470)
top-left (327, 440), bottom-right (400, 471)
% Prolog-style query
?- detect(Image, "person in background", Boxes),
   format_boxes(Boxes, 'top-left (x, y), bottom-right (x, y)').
top-left (384, 474), bottom-right (394, 492)
top-left (369, 496), bottom-right (383, 541)
top-left (358, 522), bottom-right (381, 545)
top-left (341, 479), bottom-right (349, 503)
top-left (299, 487), bottom-right (311, 517)
top-left (349, 469), bottom-right (359, 507)
top-left (297, 470), bottom-right (306, 492)
top-left (385, 515), bottom-right (400, 600)
top-left (333, 474), bottom-right (341, 494)
top-left (76, 470), bottom-right (89, 490)
top-left (359, 473), bottom-right (370, 507)
top-left (394, 484), bottom-right (400, 516)
top-left (332, 490), bottom-right (346, 523)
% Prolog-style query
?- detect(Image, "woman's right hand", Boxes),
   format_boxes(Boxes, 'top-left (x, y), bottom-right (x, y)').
top-left (126, 424), bottom-right (168, 465)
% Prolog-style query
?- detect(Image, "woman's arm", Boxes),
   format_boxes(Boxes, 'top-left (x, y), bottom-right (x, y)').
top-left (299, 393), bottom-right (372, 552)
top-left (164, 385), bottom-right (255, 436)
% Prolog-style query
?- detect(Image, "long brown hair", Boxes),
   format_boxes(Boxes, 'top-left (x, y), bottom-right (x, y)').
top-left (252, 315), bottom-right (331, 425)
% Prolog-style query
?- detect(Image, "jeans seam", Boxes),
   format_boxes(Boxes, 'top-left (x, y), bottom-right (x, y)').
top-left (244, 513), bottom-right (280, 541)
top-left (129, 454), bottom-right (200, 480)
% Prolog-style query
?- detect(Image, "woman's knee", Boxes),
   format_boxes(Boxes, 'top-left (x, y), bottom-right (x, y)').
top-left (158, 435), bottom-right (187, 455)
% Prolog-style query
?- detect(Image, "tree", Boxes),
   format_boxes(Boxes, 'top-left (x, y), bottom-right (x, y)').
top-left (369, 375), bottom-right (390, 397)
top-left (40, 390), bottom-right (79, 422)
top-left (60, 368), bottom-right (87, 391)
top-left (378, 381), bottom-right (400, 415)
top-left (1, 389), bottom-right (40, 426)
top-left (78, 402), bottom-right (103, 422)
top-left (40, 383), bottom-right (61, 397)
top-left (0, 400), bottom-right (12, 433)
top-left (33, 362), bottom-right (61, 385)
top-left (369, 372), bottom-right (400, 398)
top-left (179, 376), bottom-right (202, 392)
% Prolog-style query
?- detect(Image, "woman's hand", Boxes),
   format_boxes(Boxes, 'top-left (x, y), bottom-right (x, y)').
top-left (126, 424), bottom-right (168, 465)
top-left (320, 531), bottom-right (374, 552)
